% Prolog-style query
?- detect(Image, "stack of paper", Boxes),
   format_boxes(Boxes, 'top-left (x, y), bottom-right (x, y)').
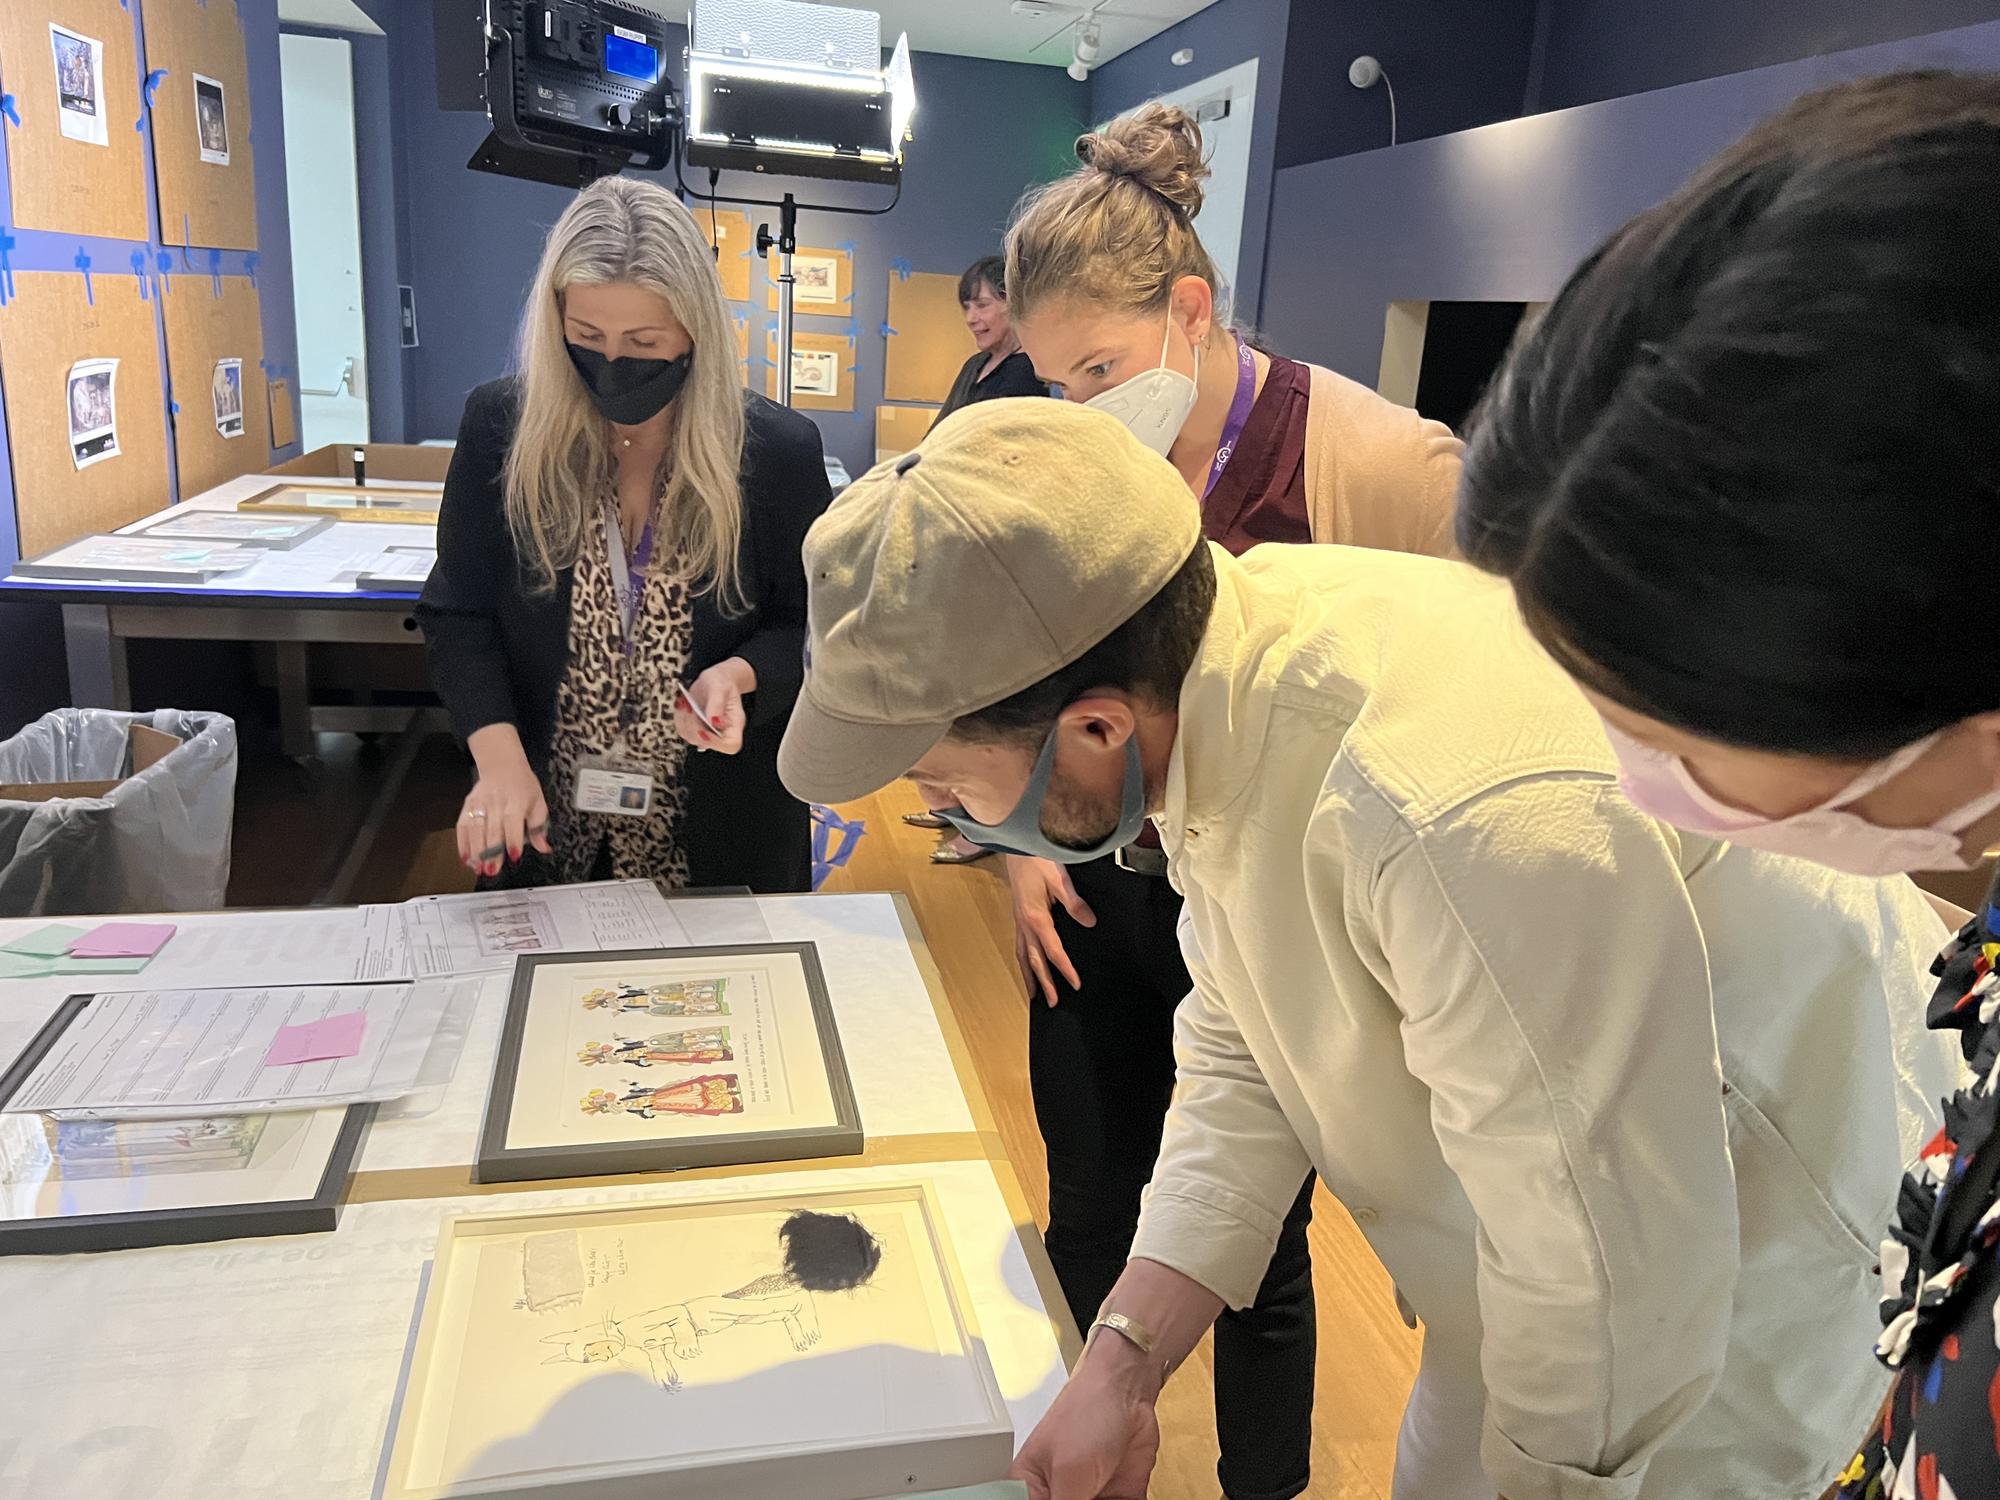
top-left (0, 921), bottom-right (175, 979)
top-left (1, 981), bottom-right (457, 1119)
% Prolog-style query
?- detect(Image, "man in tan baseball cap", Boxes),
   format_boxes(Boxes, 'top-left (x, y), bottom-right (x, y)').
top-left (778, 398), bottom-right (1203, 831)
top-left (780, 398), bottom-right (1957, 1500)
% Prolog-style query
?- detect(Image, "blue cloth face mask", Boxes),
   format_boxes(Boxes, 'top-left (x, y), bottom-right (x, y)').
top-left (936, 721), bottom-right (1148, 863)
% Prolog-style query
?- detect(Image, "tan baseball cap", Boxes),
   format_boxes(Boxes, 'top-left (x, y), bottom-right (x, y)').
top-left (778, 399), bottom-right (1203, 806)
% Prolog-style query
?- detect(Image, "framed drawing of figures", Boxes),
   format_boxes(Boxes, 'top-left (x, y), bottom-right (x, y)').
top-left (474, 944), bottom-right (862, 1183)
top-left (379, 1185), bottom-right (1012, 1499)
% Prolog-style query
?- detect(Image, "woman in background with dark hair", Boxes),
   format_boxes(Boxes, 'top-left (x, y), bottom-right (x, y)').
top-left (1457, 70), bottom-right (2000, 1496)
top-left (934, 255), bottom-right (1047, 423)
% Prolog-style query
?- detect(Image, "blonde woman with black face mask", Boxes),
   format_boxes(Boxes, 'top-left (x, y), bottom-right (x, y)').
top-left (417, 176), bottom-right (831, 893)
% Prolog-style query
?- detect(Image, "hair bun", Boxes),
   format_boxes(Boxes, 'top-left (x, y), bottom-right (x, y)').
top-left (1075, 102), bottom-right (1209, 218)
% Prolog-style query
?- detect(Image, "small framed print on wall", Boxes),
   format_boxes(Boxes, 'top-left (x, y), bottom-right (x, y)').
top-left (474, 944), bottom-right (862, 1184)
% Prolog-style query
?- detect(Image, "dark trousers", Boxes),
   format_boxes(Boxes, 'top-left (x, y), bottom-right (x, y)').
top-left (1029, 854), bottom-right (1317, 1500)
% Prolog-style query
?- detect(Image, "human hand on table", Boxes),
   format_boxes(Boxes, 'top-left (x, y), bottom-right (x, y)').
top-left (1008, 855), bottom-right (1096, 1007)
top-left (675, 657), bottom-right (754, 755)
top-left (461, 724), bottom-right (552, 876)
top-left (1008, 1338), bottom-right (1162, 1500)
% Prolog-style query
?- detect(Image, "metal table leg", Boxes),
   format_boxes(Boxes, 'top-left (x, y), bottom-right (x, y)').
top-left (61, 603), bottom-right (131, 709)
top-left (274, 640), bottom-right (314, 761)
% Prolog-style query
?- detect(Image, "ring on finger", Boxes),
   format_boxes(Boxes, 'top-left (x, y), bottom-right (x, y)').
top-left (459, 810), bottom-right (488, 823)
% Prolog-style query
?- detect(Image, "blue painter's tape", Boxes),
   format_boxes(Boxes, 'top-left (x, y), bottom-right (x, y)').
top-left (208, 249), bottom-right (223, 297)
top-left (244, 252), bottom-right (260, 289)
top-left (170, 400), bottom-right (181, 416)
top-left (138, 70), bottom-right (166, 131)
top-left (75, 247), bottom-right (93, 306)
top-left (879, 321), bottom-right (897, 338)
top-left (835, 239), bottom-right (858, 255)
top-left (130, 249), bottom-right (150, 300)
top-left (809, 805), bottom-right (866, 890)
top-left (890, 256), bottom-right (913, 281)
top-left (1, 95), bottom-right (19, 129)
top-left (155, 250), bottom-right (173, 274)
top-left (0, 230), bottom-right (15, 306)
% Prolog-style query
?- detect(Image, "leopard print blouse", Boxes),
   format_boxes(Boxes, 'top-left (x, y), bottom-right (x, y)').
top-left (546, 503), bottom-right (694, 887)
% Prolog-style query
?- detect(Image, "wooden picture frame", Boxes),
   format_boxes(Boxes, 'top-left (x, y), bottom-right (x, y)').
top-left (0, 996), bottom-right (371, 1255)
top-left (474, 943), bottom-right (862, 1185)
top-left (236, 479), bottom-right (442, 525)
top-left (380, 1184), bottom-right (1012, 1500)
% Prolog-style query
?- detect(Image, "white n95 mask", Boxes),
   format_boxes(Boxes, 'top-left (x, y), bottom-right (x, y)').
top-left (1084, 308), bottom-right (1200, 458)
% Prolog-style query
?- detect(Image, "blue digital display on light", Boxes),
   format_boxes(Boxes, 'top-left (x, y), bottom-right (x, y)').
top-left (604, 32), bottom-right (658, 83)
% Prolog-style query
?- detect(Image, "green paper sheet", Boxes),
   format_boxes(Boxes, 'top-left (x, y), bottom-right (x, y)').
top-left (2, 924), bottom-right (90, 958)
top-left (49, 956), bottom-right (154, 975)
top-left (0, 951), bottom-right (56, 980)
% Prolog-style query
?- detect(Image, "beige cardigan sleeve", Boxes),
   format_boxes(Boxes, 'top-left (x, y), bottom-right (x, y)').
top-left (1302, 363), bottom-right (1464, 558)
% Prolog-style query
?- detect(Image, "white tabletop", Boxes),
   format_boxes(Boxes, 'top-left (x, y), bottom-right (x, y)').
top-left (0, 894), bottom-right (1062, 1496)
top-left (3, 471), bottom-right (442, 599)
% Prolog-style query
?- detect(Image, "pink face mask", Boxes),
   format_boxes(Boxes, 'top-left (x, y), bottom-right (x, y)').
top-left (1602, 721), bottom-right (2000, 877)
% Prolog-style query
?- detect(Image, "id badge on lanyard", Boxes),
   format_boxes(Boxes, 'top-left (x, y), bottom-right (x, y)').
top-left (575, 503), bottom-right (656, 818)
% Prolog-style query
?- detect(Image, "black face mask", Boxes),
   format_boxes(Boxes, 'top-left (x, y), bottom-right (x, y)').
top-left (566, 343), bottom-right (693, 426)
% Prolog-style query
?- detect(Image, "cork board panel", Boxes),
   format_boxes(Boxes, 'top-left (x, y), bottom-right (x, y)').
top-left (765, 329), bottom-right (855, 413)
top-left (0, 0), bottom-right (150, 239)
top-left (161, 273), bottom-right (268, 498)
top-left (0, 271), bottom-right (169, 556)
top-left (146, 0), bottom-right (257, 250)
top-left (766, 244), bottom-right (854, 316)
top-left (883, 271), bottom-right (974, 405)
top-left (875, 404), bottom-right (938, 463)
top-left (700, 207), bottom-right (754, 304)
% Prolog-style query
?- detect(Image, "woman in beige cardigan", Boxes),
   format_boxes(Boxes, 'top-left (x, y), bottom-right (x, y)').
top-left (973, 101), bottom-right (1464, 1500)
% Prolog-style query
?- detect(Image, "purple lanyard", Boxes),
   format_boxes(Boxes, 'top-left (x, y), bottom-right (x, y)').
top-left (604, 504), bottom-right (655, 661)
top-left (1203, 339), bottom-right (1259, 500)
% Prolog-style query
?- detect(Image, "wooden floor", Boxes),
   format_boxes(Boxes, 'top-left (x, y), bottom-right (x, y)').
top-left (234, 734), bottom-right (1421, 1498)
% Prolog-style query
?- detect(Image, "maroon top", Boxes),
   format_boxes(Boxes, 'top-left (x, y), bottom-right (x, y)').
top-left (1135, 354), bottom-right (1316, 855)
top-left (1199, 352), bottom-right (1313, 555)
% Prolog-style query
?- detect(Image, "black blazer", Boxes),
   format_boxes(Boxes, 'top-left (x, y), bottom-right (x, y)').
top-left (932, 349), bottom-right (1048, 430)
top-left (415, 377), bottom-right (832, 892)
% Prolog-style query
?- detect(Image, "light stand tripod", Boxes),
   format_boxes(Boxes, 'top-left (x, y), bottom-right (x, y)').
top-left (679, 164), bottom-right (901, 408)
top-left (756, 195), bottom-right (801, 404)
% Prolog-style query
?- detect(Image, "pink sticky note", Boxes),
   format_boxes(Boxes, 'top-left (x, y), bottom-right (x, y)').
top-left (265, 1012), bottom-right (367, 1067)
top-left (68, 922), bottom-right (177, 959)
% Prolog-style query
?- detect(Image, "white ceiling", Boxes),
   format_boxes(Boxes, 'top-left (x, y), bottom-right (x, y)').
top-left (843, 0), bottom-right (1221, 70)
top-left (276, 0), bottom-right (384, 35)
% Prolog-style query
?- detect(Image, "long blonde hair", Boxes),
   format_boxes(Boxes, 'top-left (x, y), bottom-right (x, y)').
top-left (505, 176), bottom-right (746, 605)
top-left (1004, 102), bottom-right (1227, 331)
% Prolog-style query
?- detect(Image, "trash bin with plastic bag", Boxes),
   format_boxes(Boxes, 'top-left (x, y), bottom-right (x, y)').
top-left (0, 708), bottom-right (238, 916)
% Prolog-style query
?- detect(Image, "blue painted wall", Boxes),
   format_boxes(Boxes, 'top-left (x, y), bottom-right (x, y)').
top-left (367, 4), bottom-right (1085, 478)
top-left (1087, 0), bottom-right (1290, 324)
top-left (1537, 0), bottom-right (2000, 111)
top-left (1262, 18), bottom-right (2000, 388)
top-left (1275, 0), bottom-right (1542, 167)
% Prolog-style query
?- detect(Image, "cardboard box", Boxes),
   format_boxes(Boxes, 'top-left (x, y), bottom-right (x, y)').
top-left (0, 725), bottom-right (181, 804)
top-left (271, 443), bottom-right (454, 484)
